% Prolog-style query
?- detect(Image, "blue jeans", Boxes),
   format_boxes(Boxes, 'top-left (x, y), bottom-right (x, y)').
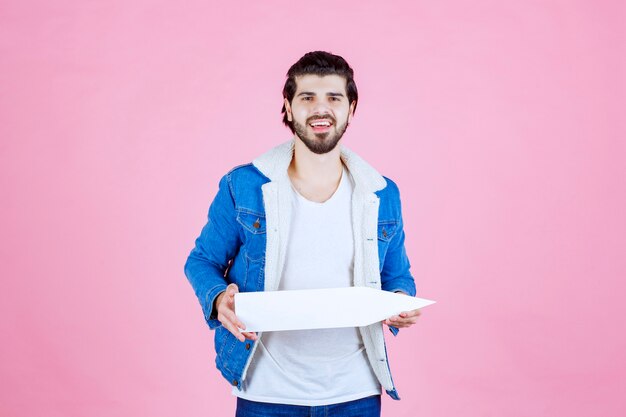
top-left (235, 395), bottom-right (381, 417)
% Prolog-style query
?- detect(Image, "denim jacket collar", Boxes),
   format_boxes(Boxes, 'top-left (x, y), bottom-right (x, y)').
top-left (252, 136), bottom-right (387, 192)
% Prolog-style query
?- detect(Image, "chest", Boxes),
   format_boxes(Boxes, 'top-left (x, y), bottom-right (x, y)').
top-left (289, 178), bottom-right (340, 203)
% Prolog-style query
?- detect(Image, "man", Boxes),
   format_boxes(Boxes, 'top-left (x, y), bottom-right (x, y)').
top-left (184, 51), bottom-right (420, 417)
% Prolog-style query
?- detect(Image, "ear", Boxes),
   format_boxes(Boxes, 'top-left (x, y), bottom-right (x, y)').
top-left (284, 98), bottom-right (292, 122)
top-left (348, 100), bottom-right (356, 124)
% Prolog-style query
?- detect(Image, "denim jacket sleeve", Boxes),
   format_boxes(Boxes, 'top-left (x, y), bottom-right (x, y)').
top-left (184, 173), bottom-right (242, 330)
top-left (380, 183), bottom-right (416, 336)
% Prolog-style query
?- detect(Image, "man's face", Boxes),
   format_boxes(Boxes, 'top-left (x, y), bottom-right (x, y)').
top-left (285, 74), bottom-right (355, 154)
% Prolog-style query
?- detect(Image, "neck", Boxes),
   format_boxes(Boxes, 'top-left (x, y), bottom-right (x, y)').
top-left (288, 136), bottom-right (344, 185)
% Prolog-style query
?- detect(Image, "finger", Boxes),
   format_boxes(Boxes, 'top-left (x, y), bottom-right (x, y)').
top-left (226, 288), bottom-right (238, 307)
top-left (242, 332), bottom-right (257, 341)
top-left (225, 321), bottom-right (245, 342)
top-left (223, 284), bottom-right (236, 300)
top-left (386, 320), bottom-right (408, 328)
top-left (385, 320), bottom-right (408, 328)
top-left (218, 307), bottom-right (243, 329)
top-left (219, 316), bottom-right (245, 342)
top-left (385, 318), bottom-right (400, 326)
top-left (224, 311), bottom-right (246, 330)
top-left (226, 293), bottom-right (235, 308)
top-left (386, 317), bottom-right (418, 327)
top-left (219, 289), bottom-right (231, 306)
top-left (399, 309), bottom-right (421, 318)
top-left (391, 315), bottom-right (419, 324)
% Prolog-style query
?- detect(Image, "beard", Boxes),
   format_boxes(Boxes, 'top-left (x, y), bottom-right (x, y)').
top-left (292, 115), bottom-right (350, 155)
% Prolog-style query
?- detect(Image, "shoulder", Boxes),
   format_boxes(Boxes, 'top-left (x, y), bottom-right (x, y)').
top-left (382, 175), bottom-right (400, 192)
top-left (221, 163), bottom-right (270, 186)
top-left (225, 162), bottom-right (262, 178)
top-left (377, 175), bottom-right (401, 200)
top-left (220, 163), bottom-right (268, 212)
top-left (376, 175), bottom-right (405, 222)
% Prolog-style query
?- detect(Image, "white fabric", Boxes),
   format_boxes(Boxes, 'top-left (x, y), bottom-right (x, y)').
top-left (248, 138), bottom-right (397, 393)
top-left (233, 165), bottom-right (381, 406)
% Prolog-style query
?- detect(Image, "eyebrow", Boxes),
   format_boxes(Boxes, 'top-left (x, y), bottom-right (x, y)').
top-left (296, 91), bottom-right (345, 97)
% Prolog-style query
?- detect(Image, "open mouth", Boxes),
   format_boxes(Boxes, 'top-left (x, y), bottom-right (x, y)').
top-left (309, 119), bottom-right (333, 132)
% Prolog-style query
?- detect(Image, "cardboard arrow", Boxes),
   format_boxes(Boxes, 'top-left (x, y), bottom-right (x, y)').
top-left (235, 287), bottom-right (435, 332)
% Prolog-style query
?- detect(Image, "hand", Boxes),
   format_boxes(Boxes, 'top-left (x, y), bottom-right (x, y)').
top-left (216, 283), bottom-right (257, 342)
top-left (384, 309), bottom-right (421, 329)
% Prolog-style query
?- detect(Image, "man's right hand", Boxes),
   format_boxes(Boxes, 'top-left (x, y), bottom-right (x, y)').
top-left (216, 283), bottom-right (257, 343)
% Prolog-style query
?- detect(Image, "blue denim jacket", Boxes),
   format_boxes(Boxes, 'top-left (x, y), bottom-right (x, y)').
top-left (184, 138), bottom-right (416, 400)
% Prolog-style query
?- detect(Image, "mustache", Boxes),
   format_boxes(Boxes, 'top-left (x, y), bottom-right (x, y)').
top-left (307, 115), bottom-right (335, 124)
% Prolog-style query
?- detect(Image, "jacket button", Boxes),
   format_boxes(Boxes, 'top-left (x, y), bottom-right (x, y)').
top-left (382, 229), bottom-right (387, 238)
top-left (232, 379), bottom-right (238, 386)
top-left (245, 343), bottom-right (251, 350)
top-left (253, 219), bottom-right (260, 229)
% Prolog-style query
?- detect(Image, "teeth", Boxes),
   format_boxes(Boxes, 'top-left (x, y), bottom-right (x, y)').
top-left (311, 121), bottom-right (331, 127)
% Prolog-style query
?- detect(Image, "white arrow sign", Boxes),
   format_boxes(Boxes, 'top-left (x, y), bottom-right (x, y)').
top-left (234, 287), bottom-right (436, 332)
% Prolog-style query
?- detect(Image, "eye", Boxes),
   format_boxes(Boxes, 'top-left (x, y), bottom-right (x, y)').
top-left (330, 97), bottom-right (340, 101)
top-left (302, 96), bottom-right (313, 101)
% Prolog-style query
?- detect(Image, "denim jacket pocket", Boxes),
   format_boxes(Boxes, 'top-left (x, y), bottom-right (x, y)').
top-left (236, 209), bottom-right (267, 262)
top-left (377, 220), bottom-right (398, 242)
top-left (377, 220), bottom-right (398, 271)
top-left (242, 253), bottom-right (265, 292)
top-left (236, 210), bottom-right (266, 235)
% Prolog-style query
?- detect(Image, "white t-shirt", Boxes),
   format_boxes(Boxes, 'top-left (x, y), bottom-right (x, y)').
top-left (232, 165), bottom-right (381, 406)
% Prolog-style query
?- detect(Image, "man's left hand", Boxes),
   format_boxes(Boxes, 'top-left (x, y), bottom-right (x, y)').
top-left (384, 309), bottom-right (421, 328)
top-left (384, 290), bottom-right (421, 329)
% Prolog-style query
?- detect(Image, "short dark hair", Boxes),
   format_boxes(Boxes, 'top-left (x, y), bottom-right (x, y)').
top-left (281, 51), bottom-right (358, 133)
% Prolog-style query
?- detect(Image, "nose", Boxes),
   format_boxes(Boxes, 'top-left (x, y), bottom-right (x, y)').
top-left (312, 100), bottom-right (331, 115)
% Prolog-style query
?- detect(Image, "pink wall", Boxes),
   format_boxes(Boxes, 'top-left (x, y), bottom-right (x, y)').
top-left (1, 1), bottom-right (624, 416)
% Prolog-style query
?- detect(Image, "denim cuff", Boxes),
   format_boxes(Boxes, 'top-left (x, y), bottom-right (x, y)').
top-left (205, 284), bottom-right (228, 330)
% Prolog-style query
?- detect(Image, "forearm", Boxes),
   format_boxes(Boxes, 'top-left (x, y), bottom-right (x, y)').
top-left (382, 276), bottom-right (416, 297)
top-left (184, 253), bottom-right (229, 329)
top-left (184, 173), bottom-right (242, 329)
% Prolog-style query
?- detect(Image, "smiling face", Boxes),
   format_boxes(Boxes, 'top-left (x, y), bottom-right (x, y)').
top-left (284, 74), bottom-right (356, 154)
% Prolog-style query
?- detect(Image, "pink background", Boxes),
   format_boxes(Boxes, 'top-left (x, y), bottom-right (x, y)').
top-left (1, 1), bottom-right (624, 416)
